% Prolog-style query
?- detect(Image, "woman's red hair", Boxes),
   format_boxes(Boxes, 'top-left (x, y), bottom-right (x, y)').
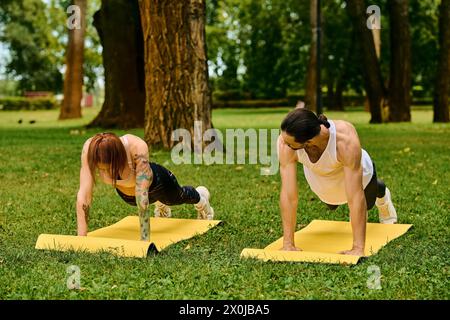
top-left (87, 132), bottom-right (127, 188)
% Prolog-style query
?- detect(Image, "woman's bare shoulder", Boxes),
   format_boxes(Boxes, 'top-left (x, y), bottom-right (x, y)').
top-left (123, 134), bottom-right (148, 156)
top-left (82, 136), bottom-right (94, 153)
top-left (122, 133), bottom-right (145, 144)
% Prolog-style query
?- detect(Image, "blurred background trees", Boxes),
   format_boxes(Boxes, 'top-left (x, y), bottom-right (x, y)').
top-left (433, 0), bottom-right (450, 122)
top-left (0, 0), bottom-right (103, 112)
top-left (59, 0), bottom-right (87, 119)
top-left (87, 0), bottom-right (145, 128)
top-left (0, 0), bottom-right (448, 130)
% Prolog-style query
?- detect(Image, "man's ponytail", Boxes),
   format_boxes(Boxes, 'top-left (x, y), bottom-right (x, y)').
top-left (317, 114), bottom-right (330, 128)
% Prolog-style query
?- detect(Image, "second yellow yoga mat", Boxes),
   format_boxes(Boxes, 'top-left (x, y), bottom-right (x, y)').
top-left (35, 216), bottom-right (222, 258)
top-left (241, 220), bottom-right (412, 265)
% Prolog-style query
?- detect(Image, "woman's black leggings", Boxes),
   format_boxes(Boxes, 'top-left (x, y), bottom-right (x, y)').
top-left (326, 161), bottom-right (386, 211)
top-left (116, 162), bottom-right (200, 207)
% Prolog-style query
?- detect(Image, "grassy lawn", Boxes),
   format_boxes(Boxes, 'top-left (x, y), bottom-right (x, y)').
top-left (0, 106), bottom-right (449, 299)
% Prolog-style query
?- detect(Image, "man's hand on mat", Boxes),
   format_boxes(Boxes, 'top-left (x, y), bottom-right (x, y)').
top-left (339, 247), bottom-right (364, 256)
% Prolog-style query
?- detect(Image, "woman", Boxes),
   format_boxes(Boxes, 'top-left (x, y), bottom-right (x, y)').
top-left (278, 108), bottom-right (397, 256)
top-left (76, 132), bottom-right (214, 241)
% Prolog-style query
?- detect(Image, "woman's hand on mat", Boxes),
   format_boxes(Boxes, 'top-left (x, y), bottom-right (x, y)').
top-left (339, 247), bottom-right (364, 256)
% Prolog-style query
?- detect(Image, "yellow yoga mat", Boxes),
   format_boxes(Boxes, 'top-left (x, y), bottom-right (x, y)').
top-left (35, 216), bottom-right (222, 258)
top-left (241, 220), bottom-right (412, 265)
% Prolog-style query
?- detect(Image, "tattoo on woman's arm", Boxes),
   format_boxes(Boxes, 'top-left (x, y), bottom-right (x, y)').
top-left (134, 153), bottom-right (153, 241)
top-left (82, 204), bottom-right (90, 224)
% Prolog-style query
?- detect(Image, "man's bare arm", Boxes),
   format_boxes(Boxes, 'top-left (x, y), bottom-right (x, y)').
top-left (339, 126), bottom-right (366, 256)
top-left (278, 136), bottom-right (300, 251)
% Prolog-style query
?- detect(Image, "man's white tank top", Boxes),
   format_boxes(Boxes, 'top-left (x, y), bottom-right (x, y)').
top-left (296, 120), bottom-right (374, 205)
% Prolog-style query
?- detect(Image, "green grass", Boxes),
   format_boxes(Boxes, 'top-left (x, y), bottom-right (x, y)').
top-left (0, 106), bottom-right (449, 299)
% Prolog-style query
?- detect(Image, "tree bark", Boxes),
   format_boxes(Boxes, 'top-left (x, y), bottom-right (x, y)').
top-left (139, 0), bottom-right (212, 149)
top-left (433, 0), bottom-right (450, 123)
top-left (364, 27), bottom-right (381, 112)
top-left (388, 0), bottom-right (412, 122)
top-left (326, 73), bottom-right (344, 111)
top-left (87, 0), bottom-right (145, 129)
top-left (305, 0), bottom-right (318, 112)
top-left (372, 28), bottom-right (381, 59)
top-left (347, 0), bottom-right (388, 123)
top-left (59, 0), bottom-right (86, 120)
top-left (333, 78), bottom-right (344, 111)
top-left (326, 75), bottom-right (334, 110)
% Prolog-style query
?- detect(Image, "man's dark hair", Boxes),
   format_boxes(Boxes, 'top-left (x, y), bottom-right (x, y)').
top-left (280, 109), bottom-right (330, 143)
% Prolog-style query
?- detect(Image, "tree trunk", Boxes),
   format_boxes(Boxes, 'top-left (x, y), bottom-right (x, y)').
top-left (87, 0), bottom-right (145, 129)
top-left (433, 0), bottom-right (450, 123)
top-left (388, 0), bottom-right (412, 122)
top-left (347, 0), bottom-right (388, 123)
top-left (305, 0), bottom-right (318, 112)
top-left (326, 72), bottom-right (345, 111)
top-left (333, 79), bottom-right (344, 111)
top-left (139, 0), bottom-right (212, 149)
top-left (59, 0), bottom-right (86, 120)
top-left (326, 75), bottom-right (334, 110)
top-left (364, 28), bottom-right (381, 112)
top-left (329, 30), bottom-right (358, 112)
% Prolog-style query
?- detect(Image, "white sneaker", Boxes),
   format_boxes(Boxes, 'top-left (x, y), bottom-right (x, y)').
top-left (376, 188), bottom-right (397, 224)
top-left (195, 186), bottom-right (214, 220)
top-left (154, 201), bottom-right (172, 218)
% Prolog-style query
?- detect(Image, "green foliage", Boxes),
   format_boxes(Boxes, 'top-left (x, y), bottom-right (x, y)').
top-left (213, 98), bottom-right (291, 108)
top-left (212, 89), bottom-right (248, 101)
top-left (0, 0), bottom-right (64, 92)
top-left (82, 0), bottom-right (103, 93)
top-left (238, 0), bottom-right (288, 98)
top-left (206, 0), bottom-right (220, 25)
top-left (47, 0), bottom-right (103, 93)
top-left (206, 0), bottom-right (443, 101)
top-left (0, 97), bottom-right (59, 110)
top-left (272, 0), bottom-right (310, 93)
top-left (0, 0), bottom-right (444, 101)
top-left (322, 0), bottom-right (364, 95)
top-left (0, 79), bottom-right (19, 96)
top-left (0, 0), bottom-right (102, 93)
top-left (206, 0), bottom-right (311, 99)
top-left (410, 0), bottom-right (440, 96)
top-left (0, 107), bottom-right (448, 299)
top-left (206, 0), bottom-right (242, 93)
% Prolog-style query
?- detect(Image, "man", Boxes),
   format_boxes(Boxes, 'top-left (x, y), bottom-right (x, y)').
top-left (278, 108), bottom-right (397, 256)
